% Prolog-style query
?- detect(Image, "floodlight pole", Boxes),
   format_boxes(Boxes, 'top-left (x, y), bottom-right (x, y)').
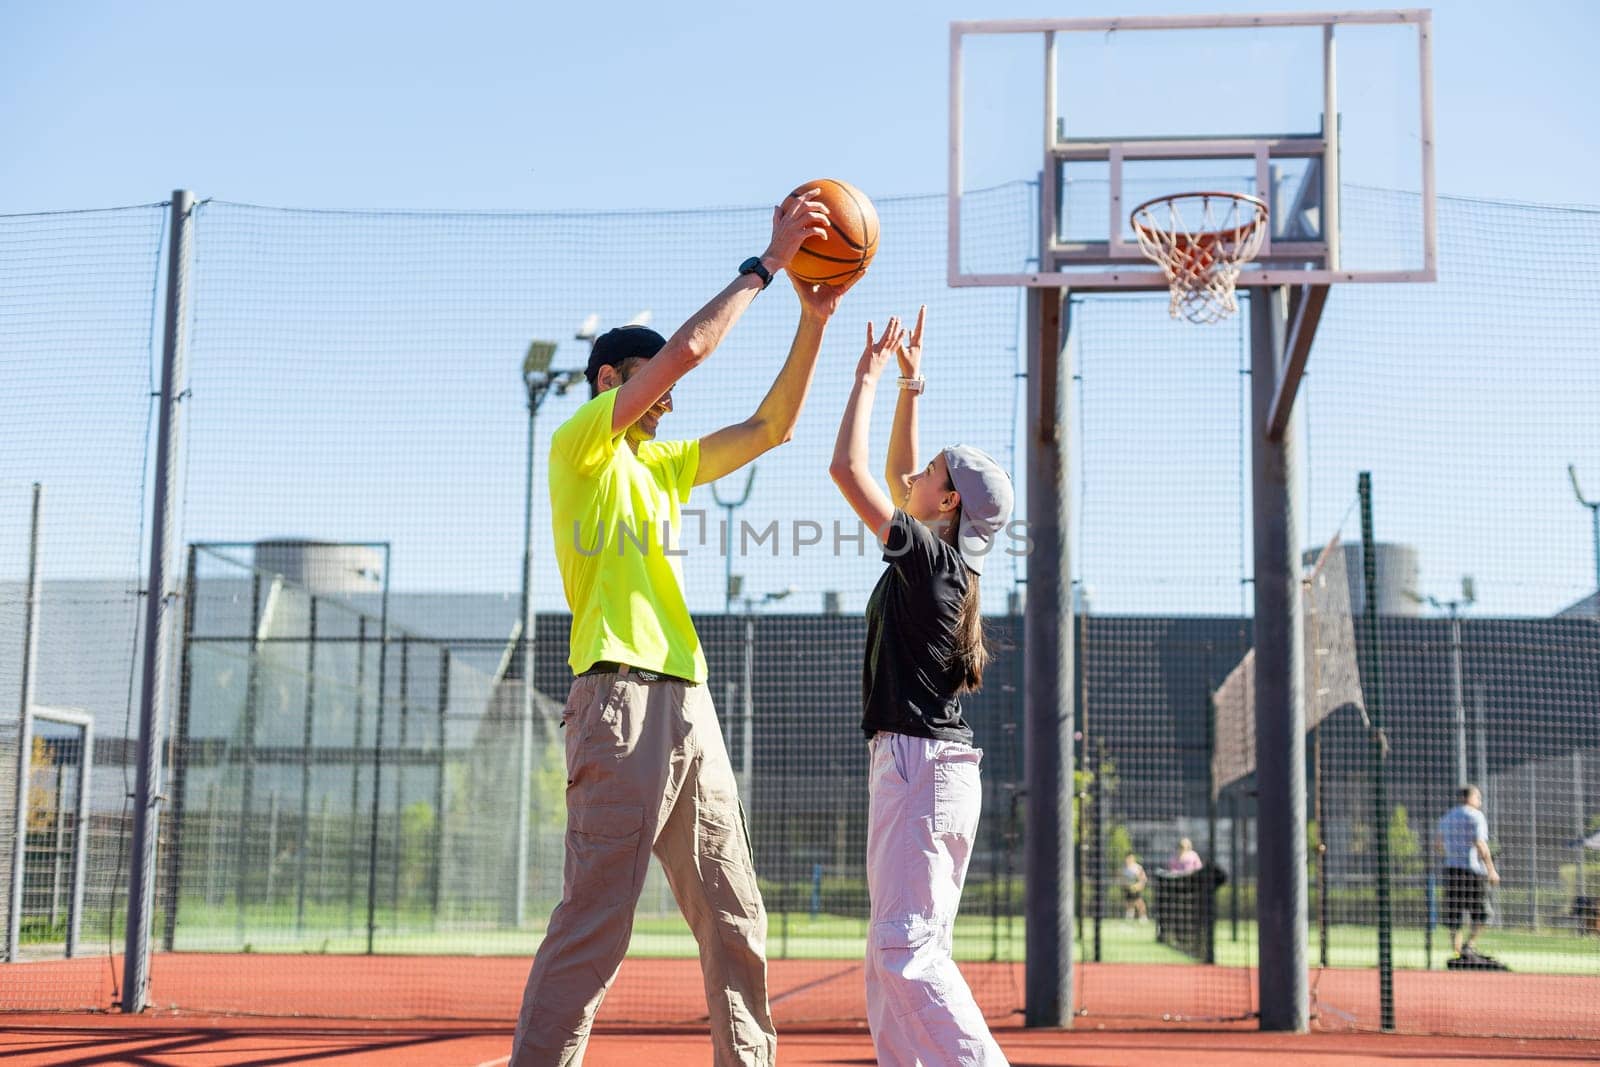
top-left (712, 469), bottom-right (757, 613)
top-left (123, 191), bottom-right (194, 1011)
top-left (738, 588), bottom-right (791, 816)
top-left (1570, 464), bottom-right (1600, 609)
top-left (715, 471), bottom-right (757, 779)
top-left (513, 345), bottom-right (583, 927)
top-left (1411, 580), bottom-right (1474, 790)
top-left (1428, 591), bottom-right (1472, 789)
top-left (1447, 603), bottom-right (1467, 789)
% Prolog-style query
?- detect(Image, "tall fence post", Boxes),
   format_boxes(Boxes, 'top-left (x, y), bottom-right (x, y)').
top-left (160, 544), bottom-right (199, 951)
top-left (296, 597), bottom-right (319, 934)
top-left (433, 646), bottom-right (450, 924)
top-left (1358, 471), bottom-right (1396, 1031)
top-left (1091, 736), bottom-right (1105, 963)
top-left (123, 189), bottom-right (195, 1011)
top-left (364, 545), bottom-right (392, 955)
top-left (6, 484), bottom-right (43, 963)
top-left (1528, 765), bottom-right (1539, 927)
top-left (1206, 695), bottom-right (1220, 966)
top-left (235, 572), bottom-right (264, 945)
top-left (1577, 751), bottom-right (1587, 902)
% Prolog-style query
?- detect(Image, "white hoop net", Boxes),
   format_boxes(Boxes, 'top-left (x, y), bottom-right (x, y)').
top-left (1130, 192), bottom-right (1269, 324)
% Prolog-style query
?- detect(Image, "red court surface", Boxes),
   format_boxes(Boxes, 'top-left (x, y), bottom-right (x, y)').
top-left (7, 955), bottom-right (1597, 1038)
top-left (5, 956), bottom-right (1597, 1064)
top-left (4, 1017), bottom-right (1600, 1067)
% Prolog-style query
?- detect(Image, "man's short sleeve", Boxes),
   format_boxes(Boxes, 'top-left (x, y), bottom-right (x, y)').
top-left (638, 438), bottom-right (700, 503)
top-left (880, 509), bottom-right (943, 579)
top-left (1471, 808), bottom-right (1488, 842)
top-left (551, 391), bottom-right (621, 475)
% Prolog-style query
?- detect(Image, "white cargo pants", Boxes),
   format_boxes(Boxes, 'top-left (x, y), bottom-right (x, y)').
top-left (865, 731), bottom-right (1009, 1067)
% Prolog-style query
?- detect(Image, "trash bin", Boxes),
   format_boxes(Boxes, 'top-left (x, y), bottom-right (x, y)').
top-left (1152, 864), bottom-right (1228, 962)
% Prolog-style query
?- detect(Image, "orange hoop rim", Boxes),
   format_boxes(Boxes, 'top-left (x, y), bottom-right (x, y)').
top-left (1129, 190), bottom-right (1270, 247)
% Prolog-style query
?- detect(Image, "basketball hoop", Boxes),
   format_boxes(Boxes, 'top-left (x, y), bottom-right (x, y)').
top-left (1130, 192), bottom-right (1269, 324)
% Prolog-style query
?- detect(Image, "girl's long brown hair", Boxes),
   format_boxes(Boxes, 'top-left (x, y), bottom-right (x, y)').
top-left (952, 563), bottom-right (987, 692)
top-left (936, 501), bottom-right (988, 692)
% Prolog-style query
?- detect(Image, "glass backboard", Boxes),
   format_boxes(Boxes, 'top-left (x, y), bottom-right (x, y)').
top-left (949, 10), bottom-right (1436, 289)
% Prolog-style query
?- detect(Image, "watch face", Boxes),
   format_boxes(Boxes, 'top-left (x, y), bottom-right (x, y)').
top-left (740, 257), bottom-right (770, 287)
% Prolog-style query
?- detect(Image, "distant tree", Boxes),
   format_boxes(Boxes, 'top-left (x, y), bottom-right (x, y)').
top-left (400, 801), bottom-right (436, 901)
top-left (1348, 818), bottom-right (1370, 858)
top-left (1388, 804), bottom-right (1423, 879)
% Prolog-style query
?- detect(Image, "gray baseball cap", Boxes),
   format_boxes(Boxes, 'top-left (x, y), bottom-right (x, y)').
top-left (943, 444), bottom-right (1015, 575)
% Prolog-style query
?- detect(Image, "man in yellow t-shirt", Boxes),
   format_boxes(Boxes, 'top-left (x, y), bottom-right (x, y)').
top-left (513, 191), bottom-right (854, 1067)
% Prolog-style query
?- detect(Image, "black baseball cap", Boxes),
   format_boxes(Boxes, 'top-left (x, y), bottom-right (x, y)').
top-left (585, 325), bottom-right (667, 387)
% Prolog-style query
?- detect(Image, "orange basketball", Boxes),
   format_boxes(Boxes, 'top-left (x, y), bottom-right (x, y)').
top-left (782, 178), bottom-right (879, 286)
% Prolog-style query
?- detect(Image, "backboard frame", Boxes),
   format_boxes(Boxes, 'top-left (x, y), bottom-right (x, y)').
top-left (948, 9), bottom-right (1436, 290)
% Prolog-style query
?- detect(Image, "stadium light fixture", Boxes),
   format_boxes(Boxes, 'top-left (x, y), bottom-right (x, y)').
top-left (761, 586), bottom-right (796, 607)
top-left (523, 340), bottom-right (558, 378)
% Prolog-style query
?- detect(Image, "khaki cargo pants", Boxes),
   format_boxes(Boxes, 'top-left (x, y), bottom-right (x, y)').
top-left (511, 669), bottom-right (775, 1066)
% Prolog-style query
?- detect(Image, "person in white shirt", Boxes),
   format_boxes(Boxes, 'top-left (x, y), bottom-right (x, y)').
top-left (1435, 784), bottom-right (1501, 961)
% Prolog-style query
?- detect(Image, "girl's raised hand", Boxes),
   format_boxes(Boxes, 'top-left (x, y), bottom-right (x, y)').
top-left (856, 316), bottom-right (904, 383)
top-left (895, 304), bottom-right (926, 378)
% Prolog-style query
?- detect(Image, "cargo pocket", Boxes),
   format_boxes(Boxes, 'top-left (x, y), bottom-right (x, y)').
top-left (567, 802), bottom-right (644, 897)
top-left (560, 681), bottom-right (587, 775)
top-left (869, 917), bottom-right (951, 1018)
top-left (590, 676), bottom-right (640, 755)
top-left (931, 747), bottom-right (982, 839)
top-left (567, 678), bottom-right (633, 787)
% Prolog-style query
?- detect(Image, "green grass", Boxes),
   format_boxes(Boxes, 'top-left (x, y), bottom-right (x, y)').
top-left (160, 900), bottom-right (1600, 975)
top-left (1109, 918), bottom-right (1599, 975)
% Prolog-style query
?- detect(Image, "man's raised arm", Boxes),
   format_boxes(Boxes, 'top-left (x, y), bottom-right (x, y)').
top-left (612, 193), bottom-right (829, 435)
top-left (694, 274), bottom-right (854, 485)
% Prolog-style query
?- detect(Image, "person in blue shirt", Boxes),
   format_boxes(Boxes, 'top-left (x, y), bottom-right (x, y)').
top-left (1435, 784), bottom-right (1501, 962)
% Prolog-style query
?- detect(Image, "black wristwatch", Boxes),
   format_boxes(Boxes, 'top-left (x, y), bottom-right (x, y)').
top-left (738, 256), bottom-right (773, 290)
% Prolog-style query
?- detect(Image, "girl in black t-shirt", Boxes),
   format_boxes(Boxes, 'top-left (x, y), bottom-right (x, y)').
top-left (828, 306), bottom-right (1015, 1066)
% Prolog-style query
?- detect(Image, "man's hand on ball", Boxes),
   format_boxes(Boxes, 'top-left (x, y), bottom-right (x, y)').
top-left (791, 273), bottom-right (854, 319)
top-left (764, 189), bottom-right (830, 268)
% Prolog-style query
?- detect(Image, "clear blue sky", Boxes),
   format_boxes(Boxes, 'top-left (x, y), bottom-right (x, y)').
top-left (3, 0), bottom-right (1597, 213)
top-left (4, 1), bottom-right (1598, 621)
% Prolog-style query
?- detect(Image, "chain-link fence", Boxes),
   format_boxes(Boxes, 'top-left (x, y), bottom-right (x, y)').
top-left (2, 187), bottom-right (1598, 1035)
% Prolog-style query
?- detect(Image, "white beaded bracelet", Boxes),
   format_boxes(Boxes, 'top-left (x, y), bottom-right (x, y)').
top-left (896, 376), bottom-right (925, 394)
